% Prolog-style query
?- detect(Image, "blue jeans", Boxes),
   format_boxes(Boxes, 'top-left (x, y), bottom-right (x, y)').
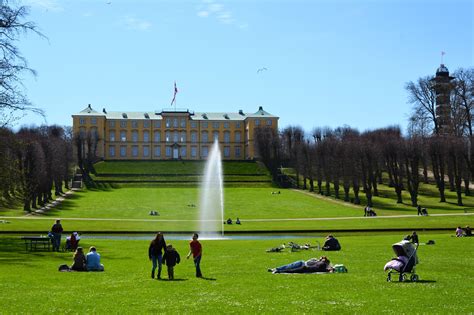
top-left (194, 255), bottom-right (202, 277)
top-left (151, 254), bottom-right (163, 275)
top-left (274, 260), bottom-right (305, 273)
top-left (52, 233), bottom-right (61, 251)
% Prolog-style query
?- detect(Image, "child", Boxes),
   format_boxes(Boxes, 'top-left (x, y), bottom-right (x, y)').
top-left (186, 233), bottom-right (203, 278)
top-left (162, 244), bottom-right (180, 280)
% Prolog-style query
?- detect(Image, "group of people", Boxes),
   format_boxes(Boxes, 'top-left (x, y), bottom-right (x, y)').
top-left (65, 246), bottom-right (104, 272)
top-left (363, 206), bottom-right (377, 217)
top-left (148, 232), bottom-right (203, 280)
top-left (225, 218), bottom-right (241, 225)
top-left (416, 205), bottom-right (429, 216)
top-left (456, 225), bottom-right (472, 237)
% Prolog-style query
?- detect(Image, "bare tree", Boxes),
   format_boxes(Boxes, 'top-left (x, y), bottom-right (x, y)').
top-left (406, 76), bottom-right (439, 135)
top-left (0, 1), bottom-right (45, 126)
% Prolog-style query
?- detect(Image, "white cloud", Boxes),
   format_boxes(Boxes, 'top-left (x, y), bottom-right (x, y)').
top-left (196, 1), bottom-right (246, 29)
top-left (123, 16), bottom-right (152, 31)
top-left (25, 0), bottom-right (63, 12)
top-left (197, 11), bottom-right (209, 18)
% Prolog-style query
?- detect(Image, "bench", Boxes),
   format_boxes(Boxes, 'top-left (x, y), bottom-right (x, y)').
top-left (21, 236), bottom-right (52, 251)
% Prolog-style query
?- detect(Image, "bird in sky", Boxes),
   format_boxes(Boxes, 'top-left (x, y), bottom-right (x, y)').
top-left (257, 67), bottom-right (268, 73)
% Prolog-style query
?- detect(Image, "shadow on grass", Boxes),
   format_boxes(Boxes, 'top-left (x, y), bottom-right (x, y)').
top-left (199, 276), bottom-right (217, 281)
top-left (159, 278), bottom-right (188, 282)
top-left (0, 237), bottom-right (73, 264)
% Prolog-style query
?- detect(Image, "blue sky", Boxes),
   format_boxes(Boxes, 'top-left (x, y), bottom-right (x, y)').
top-left (17, 0), bottom-right (473, 133)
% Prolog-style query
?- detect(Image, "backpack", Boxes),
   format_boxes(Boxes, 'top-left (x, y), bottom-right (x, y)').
top-left (58, 264), bottom-right (70, 272)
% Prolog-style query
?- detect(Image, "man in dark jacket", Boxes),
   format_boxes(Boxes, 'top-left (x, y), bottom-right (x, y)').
top-left (51, 219), bottom-right (64, 252)
top-left (163, 244), bottom-right (180, 280)
top-left (322, 235), bottom-right (341, 251)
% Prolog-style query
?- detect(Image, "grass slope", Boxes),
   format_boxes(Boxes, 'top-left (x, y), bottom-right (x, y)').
top-left (0, 233), bottom-right (472, 313)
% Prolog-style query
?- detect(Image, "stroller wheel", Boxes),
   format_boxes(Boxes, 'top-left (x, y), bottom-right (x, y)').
top-left (411, 274), bottom-right (419, 282)
top-left (399, 274), bottom-right (406, 282)
top-left (387, 274), bottom-right (391, 282)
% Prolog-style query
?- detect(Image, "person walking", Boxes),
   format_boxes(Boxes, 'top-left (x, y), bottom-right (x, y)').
top-left (148, 232), bottom-right (167, 279)
top-left (186, 233), bottom-right (203, 278)
top-left (162, 244), bottom-right (180, 280)
top-left (51, 219), bottom-right (63, 252)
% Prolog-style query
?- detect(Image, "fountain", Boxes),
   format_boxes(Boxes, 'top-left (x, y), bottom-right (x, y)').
top-left (199, 139), bottom-right (225, 238)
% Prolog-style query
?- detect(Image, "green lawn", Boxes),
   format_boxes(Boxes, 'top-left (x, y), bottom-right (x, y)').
top-left (0, 233), bottom-right (472, 313)
top-left (94, 160), bottom-right (269, 175)
top-left (1, 187), bottom-right (473, 232)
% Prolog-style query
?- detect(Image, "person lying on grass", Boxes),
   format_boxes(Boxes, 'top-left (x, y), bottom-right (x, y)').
top-left (268, 256), bottom-right (334, 274)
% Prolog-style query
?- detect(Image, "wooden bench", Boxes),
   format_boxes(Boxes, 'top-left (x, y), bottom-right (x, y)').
top-left (21, 236), bottom-right (52, 251)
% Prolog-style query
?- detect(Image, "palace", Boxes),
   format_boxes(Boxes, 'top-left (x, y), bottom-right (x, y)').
top-left (72, 105), bottom-right (279, 160)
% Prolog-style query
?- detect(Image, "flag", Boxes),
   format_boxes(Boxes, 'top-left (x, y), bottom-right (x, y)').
top-left (171, 81), bottom-right (178, 106)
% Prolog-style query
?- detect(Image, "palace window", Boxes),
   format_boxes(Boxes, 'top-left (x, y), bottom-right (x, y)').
top-left (191, 131), bottom-right (197, 143)
top-left (120, 130), bottom-right (127, 141)
top-left (132, 130), bottom-right (138, 142)
top-left (213, 131), bottom-right (219, 141)
top-left (202, 122), bottom-right (208, 129)
top-left (91, 118), bottom-right (97, 125)
top-left (173, 118), bottom-right (178, 128)
top-left (191, 146), bottom-right (197, 158)
top-left (154, 146), bottom-right (161, 157)
top-left (120, 121), bottom-right (127, 128)
top-left (143, 130), bottom-right (150, 142)
top-left (234, 131), bottom-right (241, 142)
top-left (224, 131), bottom-right (230, 143)
top-left (180, 118), bottom-right (186, 128)
top-left (266, 119), bottom-right (272, 126)
top-left (109, 131), bottom-right (116, 142)
top-left (154, 120), bottom-right (161, 128)
top-left (180, 131), bottom-right (186, 143)
top-left (143, 146), bottom-right (150, 157)
top-left (109, 146), bottom-right (115, 157)
top-left (165, 131), bottom-right (171, 142)
top-left (143, 121), bottom-right (150, 128)
top-left (235, 146), bottom-right (241, 158)
top-left (80, 118), bottom-right (86, 125)
top-left (120, 146), bottom-right (127, 157)
top-left (132, 121), bottom-right (138, 128)
top-left (202, 146), bottom-right (208, 158)
top-left (213, 122), bottom-right (219, 129)
top-left (154, 131), bottom-right (161, 142)
top-left (180, 147), bottom-right (187, 157)
top-left (201, 131), bottom-right (208, 143)
top-left (109, 121), bottom-right (115, 128)
top-left (165, 118), bottom-right (171, 128)
top-left (191, 121), bottom-right (197, 128)
top-left (165, 146), bottom-right (172, 157)
top-left (173, 131), bottom-right (179, 143)
top-left (255, 119), bottom-right (260, 126)
top-left (224, 146), bottom-right (230, 157)
top-left (132, 145), bottom-right (138, 157)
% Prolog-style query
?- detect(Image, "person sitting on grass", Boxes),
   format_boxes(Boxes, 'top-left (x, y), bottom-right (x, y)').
top-left (456, 226), bottom-right (463, 237)
top-left (70, 247), bottom-right (86, 272)
top-left (86, 246), bottom-right (104, 271)
top-left (162, 244), bottom-right (180, 280)
top-left (268, 256), bottom-right (333, 274)
top-left (322, 235), bottom-right (341, 251)
top-left (464, 226), bottom-right (472, 237)
top-left (226, 218), bottom-right (233, 225)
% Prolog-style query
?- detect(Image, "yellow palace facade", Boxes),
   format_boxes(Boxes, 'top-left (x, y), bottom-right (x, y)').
top-left (72, 105), bottom-right (279, 160)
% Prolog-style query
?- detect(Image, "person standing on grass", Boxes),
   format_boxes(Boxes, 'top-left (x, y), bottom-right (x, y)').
top-left (187, 233), bottom-right (202, 278)
top-left (163, 244), bottom-right (180, 280)
top-left (148, 232), bottom-right (167, 279)
top-left (51, 219), bottom-right (63, 252)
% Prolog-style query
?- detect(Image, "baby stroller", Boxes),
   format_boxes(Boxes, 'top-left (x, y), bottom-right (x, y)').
top-left (386, 240), bottom-right (419, 282)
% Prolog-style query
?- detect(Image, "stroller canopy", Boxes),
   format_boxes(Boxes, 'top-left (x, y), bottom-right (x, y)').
top-left (392, 240), bottom-right (418, 265)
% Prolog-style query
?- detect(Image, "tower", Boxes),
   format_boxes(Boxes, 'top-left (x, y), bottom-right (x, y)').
top-left (431, 64), bottom-right (454, 135)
